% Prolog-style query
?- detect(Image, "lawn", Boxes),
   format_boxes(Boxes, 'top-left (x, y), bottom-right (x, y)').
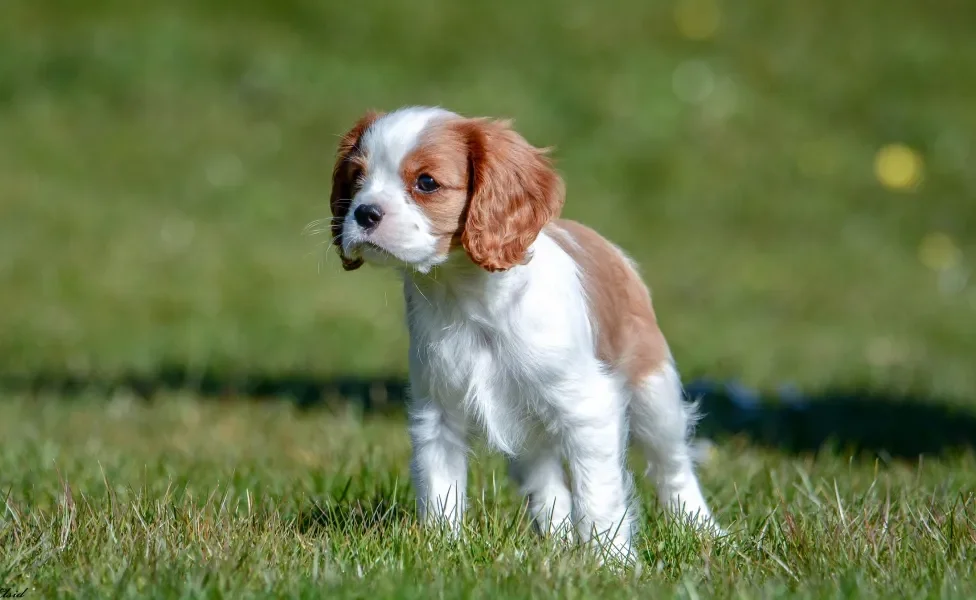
top-left (1, 395), bottom-right (974, 598)
top-left (1, 0), bottom-right (976, 597)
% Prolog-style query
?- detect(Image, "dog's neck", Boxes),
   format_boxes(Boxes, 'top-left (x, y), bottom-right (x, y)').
top-left (399, 245), bottom-right (539, 313)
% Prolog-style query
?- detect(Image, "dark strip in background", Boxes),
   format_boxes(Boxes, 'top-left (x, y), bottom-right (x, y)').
top-left (2, 367), bottom-right (975, 461)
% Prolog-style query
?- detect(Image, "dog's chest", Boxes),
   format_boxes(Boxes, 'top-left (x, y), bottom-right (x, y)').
top-left (421, 302), bottom-right (525, 391)
top-left (408, 294), bottom-right (552, 453)
top-left (424, 317), bottom-right (489, 387)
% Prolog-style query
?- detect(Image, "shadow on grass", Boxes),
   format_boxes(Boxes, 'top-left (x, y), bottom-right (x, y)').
top-left (3, 366), bottom-right (976, 460)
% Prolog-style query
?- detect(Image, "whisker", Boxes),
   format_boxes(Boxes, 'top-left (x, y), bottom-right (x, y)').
top-left (324, 232), bottom-right (347, 266)
top-left (302, 218), bottom-right (330, 236)
top-left (413, 285), bottom-right (432, 307)
top-left (299, 225), bottom-right (346, 274)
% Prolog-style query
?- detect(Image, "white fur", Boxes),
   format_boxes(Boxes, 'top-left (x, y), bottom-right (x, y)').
top-left (336, 107), bottom-right (721, 564)
top-left (404, 241), bottom-right (639, 559)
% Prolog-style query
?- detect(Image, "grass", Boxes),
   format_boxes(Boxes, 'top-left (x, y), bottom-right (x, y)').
top-left (2, 395), bottom-right (975, 598)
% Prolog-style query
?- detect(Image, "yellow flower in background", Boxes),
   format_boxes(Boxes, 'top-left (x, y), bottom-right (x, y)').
top-left (674, 0), bottom-right (720, 40)
top-left (918, 232), bottom-right (961, 272)
top-left (874, 143), bottom-right (924, 191)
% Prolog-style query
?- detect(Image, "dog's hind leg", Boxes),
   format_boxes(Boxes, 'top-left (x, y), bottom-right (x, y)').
top-left (629, 361), bottom-right (722, 534)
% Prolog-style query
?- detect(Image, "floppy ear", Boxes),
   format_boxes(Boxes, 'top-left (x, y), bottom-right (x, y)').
top-left (459, 119), bottom-right (565, 272)
top-left (330, 111), bottom-right (383, 271)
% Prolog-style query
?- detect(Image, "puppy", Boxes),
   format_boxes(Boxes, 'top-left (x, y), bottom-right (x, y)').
top-left (329, 106), bottom-right (721, 561)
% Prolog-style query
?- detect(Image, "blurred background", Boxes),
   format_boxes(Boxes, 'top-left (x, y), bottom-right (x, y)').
top-left (1, 0), bottom-right (974, 451)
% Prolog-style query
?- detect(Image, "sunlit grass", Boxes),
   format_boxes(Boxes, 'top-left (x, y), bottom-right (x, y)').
top-left (1, 396), bottom-right (974, 598)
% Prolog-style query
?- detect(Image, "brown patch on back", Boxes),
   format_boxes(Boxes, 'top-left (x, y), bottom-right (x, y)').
top-left (548, 219), bottom-right (670, 385)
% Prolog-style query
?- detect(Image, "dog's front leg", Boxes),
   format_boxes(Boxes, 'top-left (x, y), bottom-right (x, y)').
top-left (560, 370), bottom-right (638, 565)
top-left (407, 395), bottom-right (468, 534)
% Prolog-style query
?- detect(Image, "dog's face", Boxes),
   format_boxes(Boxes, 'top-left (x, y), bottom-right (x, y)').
top-left (330, 107), bottom-right (565, 273)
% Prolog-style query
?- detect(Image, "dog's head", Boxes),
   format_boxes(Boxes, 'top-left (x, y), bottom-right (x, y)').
top-left (330, 107), bottom-right (565, 273)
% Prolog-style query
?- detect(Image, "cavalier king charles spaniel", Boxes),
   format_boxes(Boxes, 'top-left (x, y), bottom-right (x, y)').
top-left (329, 106), bottom-right (722, 563)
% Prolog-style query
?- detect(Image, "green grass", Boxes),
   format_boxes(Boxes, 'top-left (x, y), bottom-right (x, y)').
top-left (1, 0), bottom-right (975, 398)
top-left (1, 396), bottom-right (974, 598)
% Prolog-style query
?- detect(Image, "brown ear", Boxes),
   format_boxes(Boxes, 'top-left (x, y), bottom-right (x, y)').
top-left (459, 119), bottom-right (565, 272)
top-left (330, 110), bottom-right (383, 271)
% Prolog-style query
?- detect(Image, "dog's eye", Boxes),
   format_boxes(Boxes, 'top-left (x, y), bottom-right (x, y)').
top-left (415, 174), bottom-right (440, 193)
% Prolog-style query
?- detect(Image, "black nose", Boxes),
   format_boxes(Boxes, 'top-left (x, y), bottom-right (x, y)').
top-left (353, 204), bottom-right (384, 230)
